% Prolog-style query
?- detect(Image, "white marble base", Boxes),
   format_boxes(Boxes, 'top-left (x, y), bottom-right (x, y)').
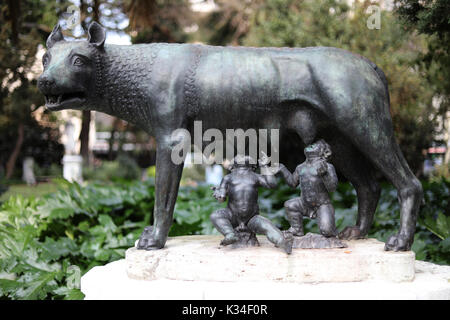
top-left (81, 259), bottom-right (450, 300)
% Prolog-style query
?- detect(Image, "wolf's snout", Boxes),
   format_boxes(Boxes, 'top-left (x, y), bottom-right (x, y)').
top-left (37, 76), bottom-right (55, 93)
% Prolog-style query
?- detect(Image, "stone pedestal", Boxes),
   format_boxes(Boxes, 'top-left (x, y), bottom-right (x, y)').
top-left (22, 157), bottom-right (36, 185)
top-left (62, 154), bottom-right (83, 183)
top-left (81, 235), bottom-right (450, 300)
top-left (126, 235), bottom-right (415, 283)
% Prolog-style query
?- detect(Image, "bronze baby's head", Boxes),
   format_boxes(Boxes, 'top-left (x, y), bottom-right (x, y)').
top-left (228, 155), bottom-right (258, 171)
top-left (304, 139), bottom-right (332, 160)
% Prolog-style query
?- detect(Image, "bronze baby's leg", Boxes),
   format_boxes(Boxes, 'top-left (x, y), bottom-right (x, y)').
top-left (210, 208), bottom-right (239, 245)
top-left (284, 198), bottom-right (305, 236)
top-left (248, 215), bottom-right (293, 254)
top-left (316, 204), bottom-right (337, 237)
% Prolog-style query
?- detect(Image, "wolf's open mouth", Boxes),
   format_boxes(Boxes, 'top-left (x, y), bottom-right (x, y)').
top-left (45, 92), bottom-right (86, 109)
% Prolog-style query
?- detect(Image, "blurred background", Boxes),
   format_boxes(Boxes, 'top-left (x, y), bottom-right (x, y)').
top-left (1, 0), bottom-right (450, 299)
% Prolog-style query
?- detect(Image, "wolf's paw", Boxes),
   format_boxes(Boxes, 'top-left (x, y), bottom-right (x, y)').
top-left (384, 233), bottom-right (412, 251)
top-left (136, 226), bottom-right (164, 250)
top-left (338, 226), bottom-right (364, 240)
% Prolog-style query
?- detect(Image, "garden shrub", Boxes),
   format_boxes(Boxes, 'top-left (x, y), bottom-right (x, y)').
top-left (82, 153), bottom-right (141, 182)
top-left (0, 179), bottom-right (154, 300)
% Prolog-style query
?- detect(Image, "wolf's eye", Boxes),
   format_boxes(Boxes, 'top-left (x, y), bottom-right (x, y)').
top-left (73, 57), bottom-right (84, 66)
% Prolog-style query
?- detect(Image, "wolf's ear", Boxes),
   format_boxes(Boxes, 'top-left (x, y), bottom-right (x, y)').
top-left (87, 21), bottom-right (106, 49)
top-left (46, 23), bottom-right (65, 48)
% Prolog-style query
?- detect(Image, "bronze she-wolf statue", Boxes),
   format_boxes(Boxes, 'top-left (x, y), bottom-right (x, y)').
top-left (37, 22), bottom-right (422, 252)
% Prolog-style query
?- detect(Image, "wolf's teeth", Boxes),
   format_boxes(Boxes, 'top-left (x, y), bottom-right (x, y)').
top-left (46, 95), bottom-right (60, 104)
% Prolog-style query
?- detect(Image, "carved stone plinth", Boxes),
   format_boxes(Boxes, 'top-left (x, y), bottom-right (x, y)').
top-left (126, 235), bottom-right (414, 283)
top-left (290, 233), bottom-right (347, 249)
top-left (227, 230), bottom-right (259, 248)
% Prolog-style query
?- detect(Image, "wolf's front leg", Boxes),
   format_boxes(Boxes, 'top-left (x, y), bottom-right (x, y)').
top-left (137, 143), bottom-right (184, 250)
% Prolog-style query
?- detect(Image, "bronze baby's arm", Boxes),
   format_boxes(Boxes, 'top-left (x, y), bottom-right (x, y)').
top-left (318, 162), bottom-right (338, 193)
top-left (213, 174), bottom-right (230, 202)
top-left (277, 164), bottom-right (300, 188)
top-left (256, 151), bottom-right (278, 189)
top-left (257, 165), bottom-right (278, 189)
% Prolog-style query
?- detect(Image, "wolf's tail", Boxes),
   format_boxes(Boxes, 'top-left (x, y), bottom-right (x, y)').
top-left (365, 58), bottom-right (390, 107)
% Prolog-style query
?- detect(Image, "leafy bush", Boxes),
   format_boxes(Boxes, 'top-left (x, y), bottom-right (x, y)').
top-left (1, 178), bottom-right (449, 300)
top-left (83, 154), bottom-right (142, 182)
top-left (429, 163), bottom-right (450, 182)
top-left (0, 179), bottom-right (154, 300)
top-left (414, 179), bottom-right (450, 263)
top-left (0, 184), bottom-right (7, 198)
top-left (34, 163), bottom-right (62, 179)
top-left (0, 168), bottom-right (7, 197)
top-left (172, 184), bottom-right (224, 236)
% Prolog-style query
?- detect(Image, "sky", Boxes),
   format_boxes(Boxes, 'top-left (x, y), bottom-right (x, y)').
top-left (62, 0), bottom-right (218, 46)
top-left (63, 0), bottom-right (131, 45)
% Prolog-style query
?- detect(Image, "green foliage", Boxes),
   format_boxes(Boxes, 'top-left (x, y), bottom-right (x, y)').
top-left (0, 179), bottom-right (155, 300)
top-left (395, 0), bottom-right (450, 126)
top-left (0, 169), bottom-right (8, 197)
top-left (396, 0), bottom-right (450, 37)
top-left (34, 164), bottom-right (62, 179)
top-left (83, 154), bottom-right (141, 182)
top-left (171, 184), bottom-right (224, 236)
top-left (0, 0), bottom-right (66, 178)
top-left (126, 0), bottom-right (194, 44)
top-left (0, 182), bottom-right (59, 202)
top-left (429, 163), bottom-right (450, 182)
top-left (180, 165), bottom-right (206, 184)
top-left (417, 179), bottom-right (450, 264)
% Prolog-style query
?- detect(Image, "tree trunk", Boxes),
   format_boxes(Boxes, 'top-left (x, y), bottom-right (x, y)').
top-left (79, 110), bottom-right (91, 165)
top-left (78, 0), bottom-right (101, 166)
top-left (7, 0), bottom-right (20, 46)
top-left (5, 123), bottom-right (24, 179)
top-left (108, 117), bottom-right (121, 160)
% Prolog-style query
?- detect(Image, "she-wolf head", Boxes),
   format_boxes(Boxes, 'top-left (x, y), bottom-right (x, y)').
top-left (37, 22), bottom-right (106, 111)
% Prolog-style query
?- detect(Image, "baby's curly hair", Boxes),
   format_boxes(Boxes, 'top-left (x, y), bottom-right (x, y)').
top-left (305, 139), bottom-right (332, 160)
top-left (316, 139), bottom-right (332, 160)
top-left (228, 154), bottom-right (257, 171)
